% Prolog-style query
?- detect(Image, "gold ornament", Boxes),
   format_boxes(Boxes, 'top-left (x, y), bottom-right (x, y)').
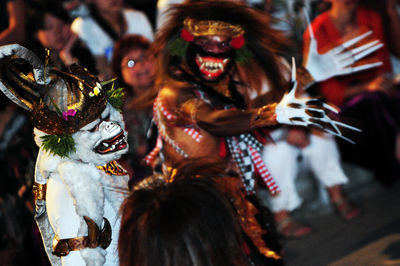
top-left (33, 182), bottom-right (47, 201)
top-left (97, 160), bottom-right (128, 176)
top-left (184, 18), bottom-right (245, 38)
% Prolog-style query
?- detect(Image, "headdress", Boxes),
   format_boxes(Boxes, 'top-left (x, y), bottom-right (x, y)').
top-left (168, 17), bottom-right (251, 64)
top-left (0, 44), bottom-right (124, 157)
top-left (183, 18), bottom-right (245, 38)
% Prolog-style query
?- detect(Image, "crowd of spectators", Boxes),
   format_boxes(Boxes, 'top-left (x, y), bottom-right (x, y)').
top-left (0, 0), bottom-right (400, 265)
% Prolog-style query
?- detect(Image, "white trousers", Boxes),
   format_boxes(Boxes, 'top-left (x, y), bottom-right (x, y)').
top-left (261, 129), bottom-right (348, 212)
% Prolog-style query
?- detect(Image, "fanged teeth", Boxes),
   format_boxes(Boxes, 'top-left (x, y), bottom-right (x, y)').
top-left (200, 61), bottom-right (225, 72)
top-left (101, 136), bottom-right (125, 151)
top-left (196, 54), bottom-right (229, 73)
top-left (196, 54), bottom-right (203, 64)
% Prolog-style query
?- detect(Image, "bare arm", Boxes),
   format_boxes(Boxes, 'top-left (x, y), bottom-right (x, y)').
top-left (59, 34), bottom-right (79, 67)
top-left (191, 100), bottom-right (277, 136)
top-left (158, 85), bottom-right (278, 137)
top-left (343, 74), bottom-right (393, 99)
top-left (94, 55), bottom-right (112, 81)
top-left (0, 0), bottom-right (25, 45)
top-left (385, 0), bottom-right (400, 58)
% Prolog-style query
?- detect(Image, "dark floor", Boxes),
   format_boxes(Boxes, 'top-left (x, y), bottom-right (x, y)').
top-left (280, 166), bottom-right (400, 266)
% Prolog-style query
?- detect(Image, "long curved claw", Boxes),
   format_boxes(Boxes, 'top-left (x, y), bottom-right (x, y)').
top-left (291, 57), bottom-right (296, 81)
top-left (100, 218), bottom-right (112, 249)
top-left (288, 57), bottom-right (298, 94)
top-left (322, 102), bottom-right (339, 113)
top-left (314, 115), bottom-right (362, 132)
top-left (330, 31), bottom-right (374, 55)
top-left (306, 108), bottom-right (326, 117)
top-left (330, 119), bottom-right (341, 136)
top-left (303, 5), bottom-right (383, 83)
top-left (351, 40), bottom-right (380, 56)
top-left (308, 121), bottom-right (324, 129)
top-left (345, 61), bottom-right (383, 74)
top-left (322, 127), bottom-right (356, 144)
top-left (305, 98), bottom-right (339, 114)
top-left (340, 31), bottom-right (372, 50)
top-left (277, 57), bottom-right (360, 144)
top-left (289, 117), bottom-right (308, 127)
top-left (331, 120), bottom-right (362, 132)
top-left (310, 114), bottom-right (362, 143)
top-left (353, 43), bottom-right (384, 61)
top-left (311, 116), bottom-right (342, 136)
top-left (303, 8), bottom-right (315, 39)
top-left (83, 216), bottom-right (100, 248)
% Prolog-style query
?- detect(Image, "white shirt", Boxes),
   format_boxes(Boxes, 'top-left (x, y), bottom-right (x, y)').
top-left (156, 0), bottom-right (184, 29)
top-left (72, 9), bottom-right (154, 60)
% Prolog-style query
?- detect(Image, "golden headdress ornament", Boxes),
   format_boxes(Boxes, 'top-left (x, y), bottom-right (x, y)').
top-left (183, 18), bottom-right (245, 38)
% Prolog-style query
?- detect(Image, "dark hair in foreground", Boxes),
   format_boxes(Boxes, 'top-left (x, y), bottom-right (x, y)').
top-left (118, 161), bottom-right (250, 266)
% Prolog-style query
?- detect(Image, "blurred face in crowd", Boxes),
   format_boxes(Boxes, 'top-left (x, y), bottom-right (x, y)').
top-left (121, 48), bottom-right (154, 94)
top-left (37, 14), bottom-right (73, 51)
top-left (92, 0), bottom-right (123, 13)
top-left (329, 0), bottom-right (359, 10)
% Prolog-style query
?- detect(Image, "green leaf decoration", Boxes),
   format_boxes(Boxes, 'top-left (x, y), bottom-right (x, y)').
top-left (48, 95), bottom-right (63, 116)
top-left (40, 134), bottom-right (76, 158)
top-left (106, 82), bottom-right (125, 111)
top-left (101, 77), bottom-right (117, 87)
top-left (235, 45), bottom-right (253, 65)
top-left (167, 36), bottom-right (189, 60)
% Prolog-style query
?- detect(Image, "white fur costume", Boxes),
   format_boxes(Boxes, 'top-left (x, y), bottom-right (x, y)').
top-left (0, 44), bottom-right (129, 266)
top-left (261, 128), bottom-right (348, 212)
top-left (34, 105), bottom-right (129, 266)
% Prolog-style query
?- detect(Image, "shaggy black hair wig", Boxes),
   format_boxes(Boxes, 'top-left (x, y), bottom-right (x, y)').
top-left (119, 159), bottom-right (251, 266)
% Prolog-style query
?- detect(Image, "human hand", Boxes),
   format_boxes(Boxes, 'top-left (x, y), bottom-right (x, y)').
top-left (302, 10), bottom-right (383, 82)
top-left (366, 74), bottom-right (394, 93)
top-left (276, 58), bottom-right (361, 143)
top-left (59, 33), bottom-right (78, 66)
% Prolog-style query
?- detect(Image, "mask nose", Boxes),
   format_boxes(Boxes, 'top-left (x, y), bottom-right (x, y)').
top-left (99, 121), bottom-right (121, 137)
top-left (203, 42), bottom-right (224, 54)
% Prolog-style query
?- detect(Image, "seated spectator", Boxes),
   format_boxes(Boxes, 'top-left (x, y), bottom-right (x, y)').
top-left (72, 0), bottom-right (154, 80)
top-left (303, 0), bottom-right (400, 186)
top-left (119, 160), bottom-right (283, 266)
top-left (262, 126), bottom-right (360, 238)
top-left (111, 34), bottom-right (155, 183)
top-left (26, 0), bottom-right (97, 74)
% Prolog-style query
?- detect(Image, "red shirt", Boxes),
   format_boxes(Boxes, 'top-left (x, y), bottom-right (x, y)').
top-left (303, 6), bottom-right (392, 106)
